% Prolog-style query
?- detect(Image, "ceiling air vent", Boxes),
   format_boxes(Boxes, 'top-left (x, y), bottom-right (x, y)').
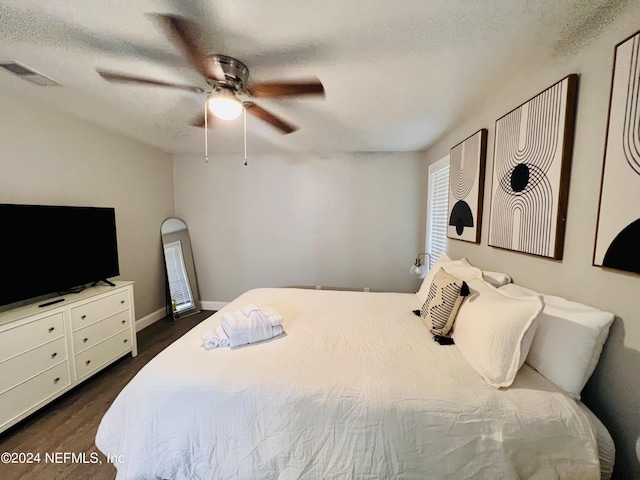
top-left (0, 61), bottom-right (60, 87)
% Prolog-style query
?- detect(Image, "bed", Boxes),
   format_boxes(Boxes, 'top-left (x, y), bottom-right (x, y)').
top-left (96, 278), bottom-right (613, 480)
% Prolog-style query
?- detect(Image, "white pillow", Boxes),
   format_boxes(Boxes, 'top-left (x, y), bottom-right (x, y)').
top-left (453, 278), bottom-right (543, 388)
top-left (416, 254), bottom-right (482, 304)
top-left (482, 270), bottom-right (512, 288)
top-left (499, 283), bottom-right (614, 399)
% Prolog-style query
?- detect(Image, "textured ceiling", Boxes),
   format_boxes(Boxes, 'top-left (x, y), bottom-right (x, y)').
top-left (0, 0), bottom-right (631, 154)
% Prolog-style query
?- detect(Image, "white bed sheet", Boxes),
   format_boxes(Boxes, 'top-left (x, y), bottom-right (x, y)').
top-left (96, 288), bottom-right (600, 479)
top-left (578, 401), bottom-right (615, 480)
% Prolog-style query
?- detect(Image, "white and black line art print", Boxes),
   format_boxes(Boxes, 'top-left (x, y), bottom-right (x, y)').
top-left (488, 74), bottom-right (578, 259)
top-left (448, 129), bottom-right (487, 243)
top-left (594, 31), bottom-right (640, 274)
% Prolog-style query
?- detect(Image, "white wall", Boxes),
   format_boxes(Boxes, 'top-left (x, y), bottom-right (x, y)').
top-left (173, 152), bottom-right (427, 301)
top-left (0, 89), bottom-right (175, 319)
top-left (423, 7), bottom-right (640, 478)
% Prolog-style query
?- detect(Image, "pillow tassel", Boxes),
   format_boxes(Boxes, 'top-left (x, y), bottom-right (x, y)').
top-left (433, 335), bottom-right (455, 345)
top-left (460, 281), bottom-right (470, 297)
top-left (412, 309), bottom-right (421, 317)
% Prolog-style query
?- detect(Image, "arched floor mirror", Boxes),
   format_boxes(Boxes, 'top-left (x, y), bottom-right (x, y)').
top-left (161, 218), bottom-right (201, 319)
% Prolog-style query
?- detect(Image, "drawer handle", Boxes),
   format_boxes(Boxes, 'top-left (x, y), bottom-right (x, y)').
top-left (120, 300), bottom-right (125, 304)
top-left (48, 327), bottom-right (55, 333)
top-left (83, 338), bottom-right (88, 343)
top-left (121, 320), bottom-right (126, 324)
top-left (53, 377), bottom-right (60, 384)
top-left (85, 360), bottom-right (91, 366)
top-left (51, 352), bottom-right (57, 359)
top-left (81, 315), bottom-right (87, 319)
top-left (123, 339), bottom-right (128, 343)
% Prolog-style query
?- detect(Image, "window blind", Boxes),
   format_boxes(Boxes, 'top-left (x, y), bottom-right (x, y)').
top-left (427, 160), bottom-right (450, 268)
top-left (163, 240), bottom-right (194, 313)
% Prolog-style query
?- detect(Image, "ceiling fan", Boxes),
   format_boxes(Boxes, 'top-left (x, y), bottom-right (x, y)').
top-left (97, 14), bottom-right (325, 134)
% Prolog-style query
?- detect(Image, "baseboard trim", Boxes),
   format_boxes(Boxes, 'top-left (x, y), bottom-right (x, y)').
top-left (201, 301), bottom-right (228, 311)
top-left (135, 307), bottom-right (167, 332)
top-left (135, 302), bottom-right (226, 331)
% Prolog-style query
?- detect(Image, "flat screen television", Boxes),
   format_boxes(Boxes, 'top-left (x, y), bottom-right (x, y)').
top-left (0, 204), bottom-right (119, 308)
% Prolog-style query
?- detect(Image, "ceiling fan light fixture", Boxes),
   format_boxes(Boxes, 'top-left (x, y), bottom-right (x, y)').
top-left (207, 91), bottom-right (243, 120)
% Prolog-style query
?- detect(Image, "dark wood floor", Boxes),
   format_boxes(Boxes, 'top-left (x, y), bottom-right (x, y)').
top-left (0, 311), bottom-right (212, 480)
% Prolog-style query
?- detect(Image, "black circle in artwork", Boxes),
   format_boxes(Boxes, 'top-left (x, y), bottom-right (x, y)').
top-left (603, 218), bottom-right (640, 274)
top-left (510, 164), bottom-right (530, 192)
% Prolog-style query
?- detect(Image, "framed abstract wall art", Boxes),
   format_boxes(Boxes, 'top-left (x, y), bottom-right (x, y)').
top-left (447, 129), bottom-right (487, 243)
top-left (593, 31), bottom-right (640, 275)
top-left (488, 74), bottom-right (578, 259)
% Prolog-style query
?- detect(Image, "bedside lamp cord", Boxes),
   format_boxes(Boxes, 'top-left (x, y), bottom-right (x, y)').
top-left (203, 100), bottom-right (248, 166)
top-left (243, 106), bottom-right (247, 166)
top-left (204, 99), bottom-right (209, 164)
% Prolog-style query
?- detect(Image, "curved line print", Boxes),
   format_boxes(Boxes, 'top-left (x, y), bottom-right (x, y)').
top-left (491, 174), bottom-right (553, 255)
top-left (623, 35), bottom-right (640, 175)
top-left (494, 83), bottom-right (562, 186)
top-left (450, 136), bottom-right (478, 200)
top-left (491, 80), bottom-right (565, 256)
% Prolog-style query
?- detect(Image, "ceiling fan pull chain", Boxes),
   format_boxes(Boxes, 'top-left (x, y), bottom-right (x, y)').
top-left (204, 100), bottom-right (209, 163)
top-left (243, 106), bottom-right (248, 166)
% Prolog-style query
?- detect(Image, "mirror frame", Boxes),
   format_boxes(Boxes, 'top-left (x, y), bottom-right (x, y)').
top-left (161, 218), bottom-right (201, 319)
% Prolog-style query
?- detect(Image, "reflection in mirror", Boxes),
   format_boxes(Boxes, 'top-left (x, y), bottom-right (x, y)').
top-left (161, 218), bottom-right (201, 319)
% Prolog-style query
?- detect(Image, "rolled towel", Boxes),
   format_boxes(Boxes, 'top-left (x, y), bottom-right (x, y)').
top-left (216, 325), bottom-right (230, 347)
top-left (201, 330), bottom-right (219, 350)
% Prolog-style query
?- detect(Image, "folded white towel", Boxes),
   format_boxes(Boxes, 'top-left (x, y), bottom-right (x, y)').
top-left (216, 325), bottom-right (229, 347)
top-left (260, 306), bottom-right (283, 326)
top-left (247, 312), bottom-right (272, 344)
top-left (221, 309), bottom-right (281, 333)
top-left (244, 309), bottom-right (269, 331)
top-left (222, 324), bottom-right (284, 348)
top-left (201, 330), bottom-right (219, 350)
top-left (237, 304), bottom-right (283, 326)
top-left (240, 304), bottom-right (260, 316)
top-left (220, 311), bottom-right (285, 347)
top-left (220, 311), bottom-right (248, 335)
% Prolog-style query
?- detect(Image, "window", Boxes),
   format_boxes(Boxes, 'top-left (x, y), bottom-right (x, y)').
top-left (425, 155), bottom-right (450, 268)
top-left (163, 240), bottom-right (194, 313)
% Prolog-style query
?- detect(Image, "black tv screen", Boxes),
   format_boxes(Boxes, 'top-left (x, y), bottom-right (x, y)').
top-left (0, 204), bottom-right (119, 307)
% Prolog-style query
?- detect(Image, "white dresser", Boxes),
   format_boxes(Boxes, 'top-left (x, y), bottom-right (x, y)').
top-left (0, 281), bottom-right (137, 434)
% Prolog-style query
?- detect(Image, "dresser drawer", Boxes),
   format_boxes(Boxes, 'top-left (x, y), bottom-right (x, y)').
top-left (0, 313), bottom-right (64, 363)
top-left (71, 290), bottom-right (130, 331)
top-left (0, 362), bottom-right (70, 429)
top-left (74, 330), bottom-right (132, 380)
top-left (0, 337), bottom-right (68, 394)
top-left (72, 310), bottom-right (131, 354)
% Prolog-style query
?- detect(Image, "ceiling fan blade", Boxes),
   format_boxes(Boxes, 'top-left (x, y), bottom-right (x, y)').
top-left (189, 110), bottom-right (216, 128)
top-left (153, 14), bottom-right (225, 81)
top-left (247, 79), bottom-right (325, 98)
top-left (97, 70), bottom-right (205, 93)
top-left (243, 102), bottom-right (298, 134)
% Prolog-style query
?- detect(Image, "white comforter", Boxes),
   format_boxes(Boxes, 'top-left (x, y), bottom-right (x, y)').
top-left (96, 288), bottom-right (599, 479)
